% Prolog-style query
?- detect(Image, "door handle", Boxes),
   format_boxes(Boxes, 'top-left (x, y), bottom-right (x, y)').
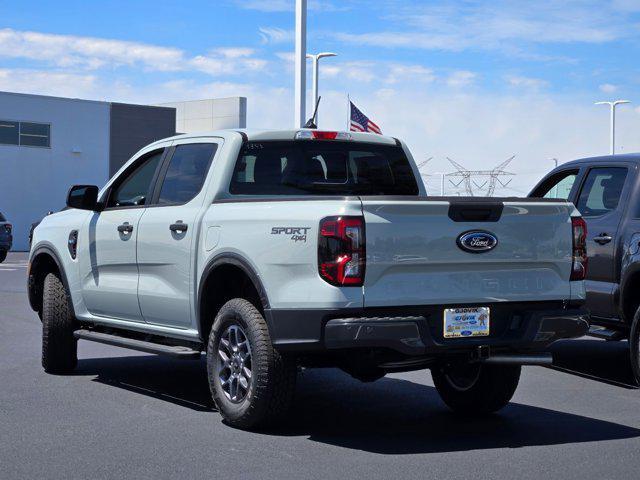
top-left (593, 233), bottom-right (612, 245)
top-left (117, 222), bottom-right (133, 234)
top-left (169, 221), bottom-right (188, 233)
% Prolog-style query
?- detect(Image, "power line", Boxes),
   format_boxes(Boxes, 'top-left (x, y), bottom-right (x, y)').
top-left (445, 156), bottom-right (516, 197)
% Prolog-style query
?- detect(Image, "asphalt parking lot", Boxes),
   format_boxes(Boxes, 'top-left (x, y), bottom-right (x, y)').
top-left (2, 252), bottom-right (640, 480)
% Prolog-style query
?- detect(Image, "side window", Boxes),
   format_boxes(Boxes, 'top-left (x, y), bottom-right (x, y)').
top-left (576, 167), bottom-right (628, 217)
top-left (531, 170), bottom-right (578, 199)
top-left (108, 150), bottom-right (164, 208)
top-left (157, 143), bottom-right (217, 205)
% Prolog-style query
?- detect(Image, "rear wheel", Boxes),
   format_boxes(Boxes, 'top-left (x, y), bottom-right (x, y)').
top-left (42, 273), bottom-right (77, 373)
top-left (0, 250), bottom-right (6, 263)
top-left (630, 306), bottom-right (640, 385)
top-left (432, 362), bottom-right (521, 414)
top-left (207, 298), bottom-right (296, 430)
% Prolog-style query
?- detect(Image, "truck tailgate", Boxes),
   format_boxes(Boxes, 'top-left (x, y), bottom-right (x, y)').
top-left (361, 197), bottom-right (574, 307)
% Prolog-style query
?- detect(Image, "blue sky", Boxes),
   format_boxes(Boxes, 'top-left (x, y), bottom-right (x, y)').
top-left (2, 0), bottom-right (640, 194)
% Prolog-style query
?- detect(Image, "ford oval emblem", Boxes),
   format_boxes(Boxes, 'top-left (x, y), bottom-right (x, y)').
top-left (457, 231), bottom-right (498, 253)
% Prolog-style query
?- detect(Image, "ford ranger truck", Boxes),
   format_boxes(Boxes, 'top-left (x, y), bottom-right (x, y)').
top-left (28, 129), bottom-right (589, 429)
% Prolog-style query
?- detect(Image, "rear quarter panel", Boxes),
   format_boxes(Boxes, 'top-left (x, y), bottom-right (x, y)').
top-left (199, 199), bottom-right (364, 309)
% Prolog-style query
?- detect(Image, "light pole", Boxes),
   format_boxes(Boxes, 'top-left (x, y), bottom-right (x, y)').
top-left (306, 52), bottom-right (337, 125)
top-left (294, 0), bottom-right (307, 128)
top-left (595, 100), bottom-right (631, 155)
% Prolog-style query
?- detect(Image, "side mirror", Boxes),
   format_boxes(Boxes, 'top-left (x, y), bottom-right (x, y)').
top-left (67, 185), bottom-right (101, 211)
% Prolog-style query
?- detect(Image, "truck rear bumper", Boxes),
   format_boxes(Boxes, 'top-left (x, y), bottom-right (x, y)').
top-left (265, 302), bottom-right (589, 356)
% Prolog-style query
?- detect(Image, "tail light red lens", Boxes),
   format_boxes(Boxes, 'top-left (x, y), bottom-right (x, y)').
top-left (318, 216), bottom-right (365, 286)
top-left (571, 217), bottom-right (587, 281)
top-left (4, 224), bottom-right (11, 234)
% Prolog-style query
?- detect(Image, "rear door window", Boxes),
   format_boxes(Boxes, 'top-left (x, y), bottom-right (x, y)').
top-left (156, 143), bottom-right (217, 205)
top-left (230, 141), bottom-right (419, 195)
top-left (575, 167), bottom-right (627, 217)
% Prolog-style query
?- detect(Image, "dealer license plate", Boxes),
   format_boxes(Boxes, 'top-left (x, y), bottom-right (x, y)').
top-left (443, 307), bottom-right (490, 338)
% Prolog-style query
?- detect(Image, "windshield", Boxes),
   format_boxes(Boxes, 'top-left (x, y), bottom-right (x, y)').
top-left (230, 141), bottom-right (419, 196)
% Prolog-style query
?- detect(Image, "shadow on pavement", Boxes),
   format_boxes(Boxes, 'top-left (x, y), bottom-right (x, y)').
top-left (75, 353), bottom-right (640, 455)
top-left (550, 338), bottom-right (638, 389)
top-left (76, 355), bottom-right (213, 411)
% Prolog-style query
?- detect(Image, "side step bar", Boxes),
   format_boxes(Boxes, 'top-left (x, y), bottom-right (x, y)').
top-left (588, 325), bottom-right (626, 341)
top-left (481, 353), bottom-right (553, 366)
top-left (74, 330), bottom-right (202, 359)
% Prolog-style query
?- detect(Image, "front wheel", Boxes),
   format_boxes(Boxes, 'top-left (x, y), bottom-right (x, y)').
top-left (42, 272), bottom-right (77, 373)
top-left (630, 307), bottom-right (640, 385)
top-left (207, 298), bottom-right (297, 430)
top-left (431, 362), bottom-right (521, 414)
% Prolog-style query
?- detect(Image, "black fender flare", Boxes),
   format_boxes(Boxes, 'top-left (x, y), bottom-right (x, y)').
top-left (619, 260), bottom-right (640, 322)
top-left (197, 252), bottom-right (270, 339)
top-left (28, 244), bottom-right (75, 317)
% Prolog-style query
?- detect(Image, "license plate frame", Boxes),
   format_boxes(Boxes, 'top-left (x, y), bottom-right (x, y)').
top-left (443, 307), bottom-right (490, 338)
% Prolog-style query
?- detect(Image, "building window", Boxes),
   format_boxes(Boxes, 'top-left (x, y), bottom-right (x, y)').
top-left (0, 121), bottom-right (19, 145)
top-left (0, 120), bottom-right (50, 147)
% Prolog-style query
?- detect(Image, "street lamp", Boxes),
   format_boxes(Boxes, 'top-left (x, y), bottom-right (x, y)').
top-left (294, 0), bottom-right (307, 128)
top-left (306, 52), bottom-right (337, 125)
top-left (595, 100), bottom-right (631, 155)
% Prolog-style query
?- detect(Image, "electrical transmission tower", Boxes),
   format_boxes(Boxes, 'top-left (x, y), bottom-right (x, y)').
top-left (445, 156), bottom-right (516, 197)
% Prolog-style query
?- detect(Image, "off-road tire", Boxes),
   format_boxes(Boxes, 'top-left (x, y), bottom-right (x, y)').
top-left (207, 298), bottom-right (296, 430)
top-left (432, 363), bottom-right (521, 414)
top-left (630, 306), bottom-right (640, 386)
top-left (0, 250), bottom-right (6, 263)
top-left (42, 273), bottom-right (77, 373)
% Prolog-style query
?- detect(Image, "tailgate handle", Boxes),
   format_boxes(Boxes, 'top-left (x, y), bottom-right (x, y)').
top-left (448, 202), bottom-right (504, 222)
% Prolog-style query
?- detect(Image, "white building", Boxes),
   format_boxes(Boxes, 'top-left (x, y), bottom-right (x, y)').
top-left (159, 97), bottom-right (247, 133)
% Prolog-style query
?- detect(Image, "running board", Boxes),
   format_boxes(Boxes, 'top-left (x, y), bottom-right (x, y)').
top-left (73, 330), bottom-right (202, 358)
top-left (481, 353), bottom-right (553, 366)
top-left (588, 326), bottom-right (625, 341)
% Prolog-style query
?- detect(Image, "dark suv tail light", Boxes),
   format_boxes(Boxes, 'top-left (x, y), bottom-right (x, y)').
top-left (4, 224), bottom-right (11, 234)
top-left (318, 216), bottom-right (365, 286)
top-left (571, 217), bottom-right (587, 281)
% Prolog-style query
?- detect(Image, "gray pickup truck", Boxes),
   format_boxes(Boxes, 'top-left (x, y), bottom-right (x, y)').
top-left (530, 153), bottom-right (640, 383)
top-left (29, 129), bottom-right (588, 429)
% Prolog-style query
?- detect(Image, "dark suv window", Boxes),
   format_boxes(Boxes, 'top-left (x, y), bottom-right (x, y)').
top-left (230, 141), bottom-right (419, 195)
top-left (107, 150), bottom-right (164, 208)
top-left (0, 212), bottom-right (6, 222)
top-left (576, 167), bottom-right (627, 217)
top-left (157, 143), bottom-right (217, 205)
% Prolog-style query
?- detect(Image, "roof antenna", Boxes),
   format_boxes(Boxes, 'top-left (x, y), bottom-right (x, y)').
top-left (304, 96), bottom-right (321, 129)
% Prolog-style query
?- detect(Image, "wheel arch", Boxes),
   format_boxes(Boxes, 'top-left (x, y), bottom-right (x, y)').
top-left (28, 244), bottom-right (74, 318)
top-left (197, 253), bottom-right (271, 342)
top-left (620, 261), bottom-right (640, 324)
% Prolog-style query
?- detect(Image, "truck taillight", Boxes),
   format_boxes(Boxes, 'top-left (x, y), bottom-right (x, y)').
top-left (571, 217), bottom-right (587, 281)
top-left (318, 216), bottom-right (365, 286)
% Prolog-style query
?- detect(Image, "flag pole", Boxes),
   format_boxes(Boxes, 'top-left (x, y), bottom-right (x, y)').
top-left (346, 94), bottom-right (350, 132)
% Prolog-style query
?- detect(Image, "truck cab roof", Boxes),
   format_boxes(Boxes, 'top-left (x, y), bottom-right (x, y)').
top-left (559, 152), bottom-right (640, 168)
top-left (147, 129), bottom-right (400, 147)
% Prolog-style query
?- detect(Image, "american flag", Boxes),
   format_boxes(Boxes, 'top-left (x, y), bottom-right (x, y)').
top-left (350, 101), bottom-right (382, 135)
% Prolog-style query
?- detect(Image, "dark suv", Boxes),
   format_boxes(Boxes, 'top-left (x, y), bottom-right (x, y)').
top-left (529, 153), bottom-right (640, 383)
top-left (0, 212), bottom-right (12, 263)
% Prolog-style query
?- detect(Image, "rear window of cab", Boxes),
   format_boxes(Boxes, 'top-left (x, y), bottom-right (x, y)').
top-left (230, 141), bottom-right (419, 196)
